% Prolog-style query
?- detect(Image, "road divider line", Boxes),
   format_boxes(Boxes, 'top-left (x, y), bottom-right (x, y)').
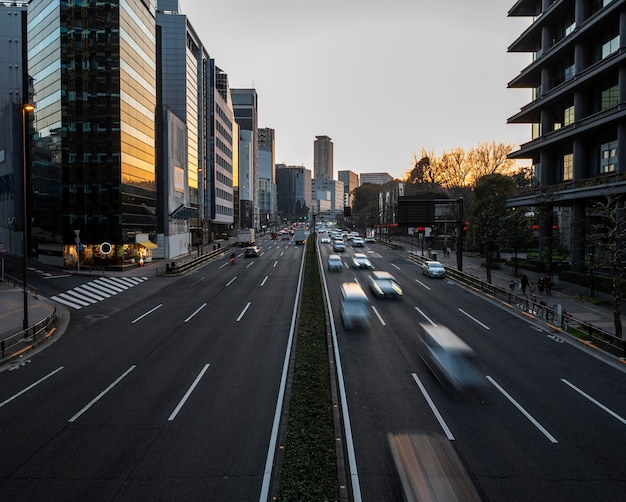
top-left (458, 308), bottom-right (490, 330)
top-left (168, 364), bottom-right (210, 421)
top-left (261, 276), bottom-right (269, 287)
top-left (131, 304), bottom-right (162, 324)
top-left (236, 302), bottom-right (251, 322)
top-left (0, 367), bottom-right (64, 408)
top-left (226, 276), bottom-right (237, 287)
top-left (184, 303), bottom-right (207, 323)
top-left (414, 278), bottom-right (431, 291)
top-left (371, 306), bottom-right (386, 326)
top-left (69, 366), bottom-right (136, 422)
top-left (412, 373), bottom-right (455, 440)
top-left (562, 379), bottom-right (626, 425)
top-left (487, 376), bottom-right (558, 443)
top-left (414, 306), bottom-right (436, 325)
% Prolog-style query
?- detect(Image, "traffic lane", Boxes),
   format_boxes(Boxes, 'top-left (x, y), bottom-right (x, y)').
top-left (382, 279), bottom-right (626, 501)
top-left (0, 256), bottom-right (300, 500)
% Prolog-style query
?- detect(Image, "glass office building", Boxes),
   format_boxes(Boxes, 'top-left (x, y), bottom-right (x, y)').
top-left (28, 0), bottom-right (157, 268)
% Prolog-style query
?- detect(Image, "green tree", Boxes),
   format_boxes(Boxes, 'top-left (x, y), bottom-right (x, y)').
top-left (469, 174), bottom-right (516, 283)
top-left (501, 208), bottom-right (533, 276)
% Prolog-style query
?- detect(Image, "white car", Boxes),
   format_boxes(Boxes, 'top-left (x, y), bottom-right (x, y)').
top-left (351, 237), bottom-right (365, 247)
top-left (333, 240), bottom-right (346, 252)
top-left (368, 271), bottom-right (403, 298)
top-left (328, 254), bottom-right (343, 272)
top-left (352, 253), bottom-right (373, 269)
top-left (422, 260), bottom-right (445, 278)
top-left (320, 235), bottom-right (331, 243)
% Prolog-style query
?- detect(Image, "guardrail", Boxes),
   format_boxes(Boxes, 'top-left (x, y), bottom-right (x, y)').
top-left (163, 244), bottom-right (238, 275)
top-left (2, 274), bottom-right (38, 298)
top-left (407, 251), bottom-right (625, 357)
top-left (1, 308), bottom-right (57, 360)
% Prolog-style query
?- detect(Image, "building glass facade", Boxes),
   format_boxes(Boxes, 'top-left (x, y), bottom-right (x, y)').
top-left (28, 0), bottom-right (157, 267)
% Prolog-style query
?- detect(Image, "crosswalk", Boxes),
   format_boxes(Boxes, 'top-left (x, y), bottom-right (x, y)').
top-left (50, 276), bottom-right (149, 310)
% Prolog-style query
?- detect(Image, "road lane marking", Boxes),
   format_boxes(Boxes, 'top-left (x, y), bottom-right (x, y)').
top-left (415, 306), bottom-right (436, 326)
top-left (562, 379), bottom-right (626, 425)
top-left (236, 302), bottom-right (251, 321)
top-left (168, 364), bottom-right (210, 421)
top-left (280, 251), bottom-right (284, 257)
top-left (190, 277), bottom-right (205, 287)
top-left (0, 367), bottom-right (64, 408)
top-left (184, 303), bottom-right (207, 323)
top-left (69, 366), bottom-right (136, 422)
top-left (131, 304), bottom-right (162, 324)
top-left (226, 276), bottom-right (237, 287)
top-left (458, 308), bottom-right (490, 330)
top-left (412, 373), bottom-right (455, 440)
top-left (414, 278), bottom-right (431, 290)
top-left (487, 376), bottom-right (558, 443)
top-left (273, 260), bottom-right (278, 268)
top-left (391, 263), bottom-right (400, 270)
top-left (246, 261), bottom-right (254, 269)
top-left (260, 276), bottom-right (269, 287)
top-left (371, 306), bottom-right (386, 326)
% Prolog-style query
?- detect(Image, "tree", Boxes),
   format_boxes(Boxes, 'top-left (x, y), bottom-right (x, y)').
top-left (467, 141), bottom-right (516, 186)
top-left (500, 208), bottom-right (533, 276)
top-left (469, 174), bottom-right (517, 283)
top-left (586, 192), bottom-right (626, 348)
top-left (438, 147), bottom-right (470, 189)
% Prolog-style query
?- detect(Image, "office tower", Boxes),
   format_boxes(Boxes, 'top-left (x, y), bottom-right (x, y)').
top-left (314, 135), bottom-right (334, 180)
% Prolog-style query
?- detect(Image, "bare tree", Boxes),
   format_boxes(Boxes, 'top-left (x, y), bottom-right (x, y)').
top-left (467, 141), bottom-right (516, 185)
top-left (439, 148), bottom-right (470, 189)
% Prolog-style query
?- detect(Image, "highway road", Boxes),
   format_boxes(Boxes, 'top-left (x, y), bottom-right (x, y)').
top-left (320, 238), bottom-right (626, 501)
top-left (1, 233), bottom-right (624, 501)
top-left (0, 237), bottom-right (303, 501)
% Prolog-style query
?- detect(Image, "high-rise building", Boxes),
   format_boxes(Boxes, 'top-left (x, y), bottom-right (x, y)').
top-left (0, 1), bottom-right (29, 256)
top-left (338, 170), bottom-right (359, 208)
top-left (312, 174), bottom-right (344, 218)
top-left (28, 0), bottom-right (158, 268)
top-left (258, 127), bottom-right (277, 229)
top-left (507, 0), bottom-right (625, 271)
top-left (232, 88), bottom-right (258, 230)
top-left (360, 172), bottom-right (394, 185)
top-left (276, 164), bottom-right (312, 222)
top-left (314, 135), bottom-right (334, 180)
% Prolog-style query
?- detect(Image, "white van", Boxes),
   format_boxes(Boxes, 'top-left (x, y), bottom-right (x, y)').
top-left (340, 282), bottom-right (370, 329)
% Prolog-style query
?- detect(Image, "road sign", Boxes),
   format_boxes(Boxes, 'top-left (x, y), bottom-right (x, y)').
top-left (75, 237), bottom-right (81, 244)
top-left (100, 241), bottom-right (112, 255)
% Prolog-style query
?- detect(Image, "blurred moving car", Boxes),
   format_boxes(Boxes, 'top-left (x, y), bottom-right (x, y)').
top-left (327, 254), bottom-right (343, 272)
top-left (351, 237), bottom-right (365, 247)
top-left (320, 235), bottom-right (331, 243)
top-left (388, 432), bottom-right (481, 502)
top-left (352, 253), bottom-right (373, 269)
top-left (364, 235), bottom-right (376, 243)
top-left (422, 260), bottom-right (446, 278)
top-left (244, 246), bottom-right (260, 257)
top-left (333, 240), bottom-right (346, 252)
top-left (340, 282), bottom-right (370, 329)
top-left (416, 323), bottom-right (485, 395)
top-left (368, 271), bottom-right (403, 298)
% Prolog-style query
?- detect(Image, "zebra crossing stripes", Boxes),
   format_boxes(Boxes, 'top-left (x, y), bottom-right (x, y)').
top-left (51, 276), bottom-right (148, 310)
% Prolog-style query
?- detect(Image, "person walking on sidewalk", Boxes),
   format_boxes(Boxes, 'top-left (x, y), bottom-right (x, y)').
top-left (544, 275), bottom-right (552, 295)
top-left (521, 274), bottom-right (529, 295)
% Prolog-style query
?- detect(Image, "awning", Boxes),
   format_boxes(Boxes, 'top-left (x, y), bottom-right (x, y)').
top-left (138, 241), bottom-right (158, 249)
top-left (170, 204), bottom-right (199, 220)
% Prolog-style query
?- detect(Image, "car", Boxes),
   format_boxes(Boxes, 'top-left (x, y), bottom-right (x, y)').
top-left (333, 240), bottom-right (346, 252)
top-left (327, 254), bottom-right (343, 272)
top-left (340, 282), bottom-right (370, 330)
top-left (422, 260), bottom-right (445, 278)
top-left (368, 271), bottom-right (403, 297)
top-left (320, 235), bottom-right (331, 244)
top-left (244, 246), bottom-right (260, 257)
top-left (364, 236), bottom-right (376, 243)
top-left (352, 253), bottom-right (373, 269)
top-left (351, 237), bottom-right (365, 247)
top-left (281, 233), bottom-right (290, 240)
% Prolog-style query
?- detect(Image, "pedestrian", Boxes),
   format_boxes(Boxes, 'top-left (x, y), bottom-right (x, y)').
top-left (544, 275), bottom-right (552, 295)
top-left (509, 280), bottom-right (516, 294)
top-left (538, 276), bottom-right (544, 293)
top-left (521, 274), bottom-right (529, 294)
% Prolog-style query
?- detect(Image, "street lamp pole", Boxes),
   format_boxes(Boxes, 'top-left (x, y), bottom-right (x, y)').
top-left (22, 103), bottom-right (35, 332)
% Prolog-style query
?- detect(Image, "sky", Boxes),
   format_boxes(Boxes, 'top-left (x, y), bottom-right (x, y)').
top-left (179, 0), bottom-right (532, 180)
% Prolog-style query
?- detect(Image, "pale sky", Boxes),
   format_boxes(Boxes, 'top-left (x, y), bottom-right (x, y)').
top-left (179, 0), bottom-right (532, 180)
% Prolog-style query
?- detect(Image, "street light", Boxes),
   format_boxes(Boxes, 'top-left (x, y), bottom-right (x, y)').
top-left (22, 102), bottom-right (35, 332)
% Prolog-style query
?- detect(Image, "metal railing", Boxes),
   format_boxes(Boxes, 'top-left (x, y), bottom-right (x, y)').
top-left (2, 274), bottom-right (38, 298)
top-left (162, 244), bottom-right (238, 275)
top-left (1, 308), bottom-right (57, 360)
top-left (407, 251), bottom-right (624, 357)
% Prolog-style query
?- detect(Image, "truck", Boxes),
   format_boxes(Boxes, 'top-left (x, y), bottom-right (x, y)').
top-left (293, 229), bottom-right (307, 245)
top-left (237, 228), bottom-right (255, 247)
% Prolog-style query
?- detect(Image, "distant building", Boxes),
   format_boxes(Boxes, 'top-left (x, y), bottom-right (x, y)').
top-left (506, 0), bottom-right (625, 271)
top-left (258, 128), bottom-right (277, 229)
top-left (338, 170), bottom-right (359, 208)
top-left (314, 135), bottom-right (334, 180)
top-left (276, 164), bottom-right (312, 222)
top-left (360, 172), bottom-right (394, 185)
top-left (312, 174), bottom-right (344, 219)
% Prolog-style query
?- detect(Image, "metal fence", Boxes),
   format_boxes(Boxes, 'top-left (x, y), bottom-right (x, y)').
top-left (1, 308), bottom-right (57, 360)
top-left (407, 251), bottom-right (624, 357)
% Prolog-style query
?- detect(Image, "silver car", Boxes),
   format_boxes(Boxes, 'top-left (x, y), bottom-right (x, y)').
top-left (422, 260), bottom-right (445, 278)
top-left (352, 253), bottom-right (373, 269)
top-left (368, 271), bottom-right (403, 298)
top-left (327, 254), bottom-right (343, 272)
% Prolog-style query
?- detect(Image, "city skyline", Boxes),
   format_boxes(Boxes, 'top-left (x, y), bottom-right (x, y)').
top-left (180, 0), bottom-right (532, 179)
